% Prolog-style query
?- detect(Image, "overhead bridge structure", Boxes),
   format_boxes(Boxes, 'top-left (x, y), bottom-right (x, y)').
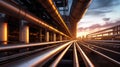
top-left (1, 0), bottom-right (120, 67)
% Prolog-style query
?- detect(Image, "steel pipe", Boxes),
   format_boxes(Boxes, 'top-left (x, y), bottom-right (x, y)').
top-left (0, 40), bottom-right (68, 51)
top-left (89, 44), bottom-right (120, 55)
top-left (26, 41), bottom-right (73, 67)
top-left (73, 42), bottom-right (79, 67)
top-left (80, 42), bottom-right (120, 65)
top-left (0, 44), bottom-right (58, 62)
top-left (0, 41), bottom-right (73, 67)
top-left (50, 42), bottom-right (72, 67)
top-left (76, 42), bottom-right (94, 67)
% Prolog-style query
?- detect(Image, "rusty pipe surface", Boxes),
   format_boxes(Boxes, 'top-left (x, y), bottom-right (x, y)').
top-left (37, 0), bottom-right (72, 37)
top-left (0, 0), bottom-right (71, 38)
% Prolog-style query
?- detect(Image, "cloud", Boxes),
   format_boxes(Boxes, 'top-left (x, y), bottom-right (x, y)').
top-left (103, 18), bottom-right (110, 21)
top-left (78, 20), bottom-right (120, 34)
top-left (77, 0), bottom-right (120, 37)
top-left (86, 0), bottom-right (120, 16)
top-left (89, 0), bottom-right (120, 9)
top-left (86, 9), bottom-right (112, 16)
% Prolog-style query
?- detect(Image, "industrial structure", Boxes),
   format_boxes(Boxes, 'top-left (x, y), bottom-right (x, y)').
top-left (0, 0), bottom-right (91, 44)
top-left (0, 0), bottom-right (120, 67)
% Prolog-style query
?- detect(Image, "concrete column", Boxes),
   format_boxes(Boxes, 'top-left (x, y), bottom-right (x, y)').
top-left (45, 31), bottom-right (49, 42)
top-left (71, 22), bottom-right (77, 38)
top-left (19, 20), bottom-right (29, 43)
top-left (0, 13), bottom-right (7, 44)
top-left (60, 35), bottom-right (62, 41)
top-left (53, 33), bottom-right (56, 41)
top-left (49, 32), bottom-right (52, 41)
top-left (65, 36), bottom-right (67, 40)
top-left (117, 26), bottom-right (119, 35)
top-left (102, 34), bottom-right (103, 36)
top-left (39, 29), bottom-right (42, 42)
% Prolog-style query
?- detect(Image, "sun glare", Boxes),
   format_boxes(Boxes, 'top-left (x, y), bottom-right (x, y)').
top-left (77, 32), bottom-right (89, 38)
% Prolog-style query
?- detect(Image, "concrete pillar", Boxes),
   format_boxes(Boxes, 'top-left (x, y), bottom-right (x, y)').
top-left (0, 13), bottom-right (7, 44)
top-left (19, 20), bottom-right (29, 43)
top-left (39, 29), bottom-right (42, 42)
top-left (49, 32), bottom-right (52, 41)
top-left (102, 34), bottom-right (103, 36)
top-left (65, 37), bottom-right (67, 40)
top-left (60, 35), bottom-right (62, 41)
top-left (53, 33), bottom-right (56, 41)
top-left (45, 31), bottom-right (49, 42)
top-left (117, 26), bottom-right (119, 35)
top-left (108, 32), bottom-right (111, 36)
top-left (71, 22), bottom-right (77, 38)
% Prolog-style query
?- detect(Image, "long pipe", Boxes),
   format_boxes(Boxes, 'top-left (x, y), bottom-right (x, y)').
top-left (0, 44), bottom-right (58, 62)
top-left (50, 42), bottom-right (72, 67)
top-left (73, 42), bottom-right (79, 67)
top-left (80, 42), bottom-right (120, 65)
top-left (30, 41), bottom-right (73, 67)
top-left (37, 0), bottom-right (72, 37)
top-left (76, 42), bottom-right (94, 67)
top-left (0, 41), bottom-right (73, 67)
top-left (0, 0), bottom-right (71, 38)
top-left (0, 40), bottom-right (68, 51)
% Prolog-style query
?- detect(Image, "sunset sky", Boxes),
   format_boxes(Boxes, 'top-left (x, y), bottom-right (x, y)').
top-left (77, 0), bottom-right (120, 37)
